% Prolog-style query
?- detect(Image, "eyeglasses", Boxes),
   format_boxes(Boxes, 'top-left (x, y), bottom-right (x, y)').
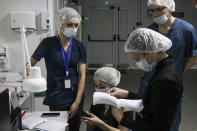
top-left (147, 7), bottom-right (166, 14)
top-left (94, 84), bottom-right (105, 89)
top-left (94, 83), bottom-right (112, 89)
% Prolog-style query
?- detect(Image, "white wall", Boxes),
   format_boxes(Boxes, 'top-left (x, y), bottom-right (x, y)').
top-left (0, 0), bottom-right (196, 74)
top-left (0, 0), bottom-right (57, 78)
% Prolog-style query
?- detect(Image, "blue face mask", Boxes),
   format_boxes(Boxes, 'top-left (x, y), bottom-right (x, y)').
top-left (136, 59), bottom-right (157, 72)
top-left (63, 28), bottom-right (77, 38)
top-left (153, 14), bottom-right (169, 24)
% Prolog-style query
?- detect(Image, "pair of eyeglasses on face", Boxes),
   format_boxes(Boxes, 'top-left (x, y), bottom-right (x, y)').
top-left (94, 84), bottom-right (107, 89)
top-left (94, 83), bottom-right (112, 89)
top-left (147, 7), bottom-right (166, 15)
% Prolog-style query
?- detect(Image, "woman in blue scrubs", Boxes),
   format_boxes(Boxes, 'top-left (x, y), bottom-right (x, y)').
top-left (29, 7), bottom-right (87, 131)
top-left (139, 0), bottom-right (197, 131)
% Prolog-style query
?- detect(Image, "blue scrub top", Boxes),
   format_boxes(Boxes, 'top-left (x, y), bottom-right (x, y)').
top-left (148, 18), bottom-right (197, 73)
top-left (32, 36), bottom-right (87, 108)
top-left (139, 18), bottom-right (197, 97)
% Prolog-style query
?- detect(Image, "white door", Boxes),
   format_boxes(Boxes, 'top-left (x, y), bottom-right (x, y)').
top-left (83, 0), bottom-right (139, 69)
top-left (87, 8), bottom-right (116, 69)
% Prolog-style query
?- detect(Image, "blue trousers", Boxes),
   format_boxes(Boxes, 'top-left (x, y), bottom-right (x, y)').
top-left (169, 100), bottom-right (182, 131)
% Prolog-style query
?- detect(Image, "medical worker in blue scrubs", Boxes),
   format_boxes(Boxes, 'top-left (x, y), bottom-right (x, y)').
top-left (29, 7), bottom-right (87, 131)
top-left (138, 0), bottom-right (197, 131)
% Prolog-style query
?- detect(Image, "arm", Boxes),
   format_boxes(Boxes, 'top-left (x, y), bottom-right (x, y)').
top-left (109, 87), bottom-right (129, 99)
top-left (118, 125), bottom-right (128, 131)
top-left (75, 62), bottom-right (86, 103)
top-left (184, 56), bottom-right (197, 71)
top-left (26, 57), bottom-right (38, 75)
top-left (184, 27), bottom-right (197, 71)
top-left (100, 121), bottom-right (121, 131)
top-left (109, 87), bottom-right (141, 99)
top-left (26, 38), bottom-right (48, 75)
top-left (120, 80), bottom-right (181, 131)
top-left (30, 57), bottom-right (37, 66)
top-left (74, 41), bottom-right (87, 104)
top-left (100, 122), bottom-right (128, 131)
top-left (82, 112), bottom-right (121, 131)
top-left (69, 62), bottom-right (86, 118)
top-left (84, 107), bottom-right (128, 131)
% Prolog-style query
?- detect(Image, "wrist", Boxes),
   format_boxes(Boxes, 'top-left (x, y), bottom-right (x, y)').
top-left (98, 120), bottom-right (107, 129)
top-left (123, 90), bottom-right (129, 98)
top-left (74, 99), bottom-right (80, 104)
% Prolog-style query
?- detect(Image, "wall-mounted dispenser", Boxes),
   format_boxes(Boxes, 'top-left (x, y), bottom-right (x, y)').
top-left (10, 11), bottom-right (36, 32)
top-left (40, 11), bottom-right (50, 31)
top-left (0, 45), bottom-right (8, 71)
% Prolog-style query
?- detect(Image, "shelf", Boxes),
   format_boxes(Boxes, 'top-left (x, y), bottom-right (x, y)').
top-left (0, 69), bottom-right (10, 72)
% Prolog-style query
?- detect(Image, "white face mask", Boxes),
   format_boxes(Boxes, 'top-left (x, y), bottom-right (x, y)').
top-left (95, 87), bottom-right (109, 93)
top-left (63, 28), bottom-right (78, 38)
top-left (153, 14), bottom-right (169, 24)
top-left (136, 59), bottom-right (157, 72)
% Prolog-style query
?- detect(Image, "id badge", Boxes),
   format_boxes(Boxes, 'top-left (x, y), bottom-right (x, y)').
top-left (64, 79), bottom-right (71, 89)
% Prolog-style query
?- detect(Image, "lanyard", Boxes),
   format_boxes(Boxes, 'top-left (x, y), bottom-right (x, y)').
top-left (60, 37), bottom-right (72, 76)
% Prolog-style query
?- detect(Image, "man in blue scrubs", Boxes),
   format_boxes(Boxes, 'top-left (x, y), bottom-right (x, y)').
top-left (138, 0), bottom-right (197, 131)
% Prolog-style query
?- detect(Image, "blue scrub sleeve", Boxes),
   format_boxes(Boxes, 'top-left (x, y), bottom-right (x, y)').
top-left (185, 26), bottom-right (197, 58)
top-left (32, 38), bottom-right (48, 61)
top-left (78, 42), bottom-right (87, 63)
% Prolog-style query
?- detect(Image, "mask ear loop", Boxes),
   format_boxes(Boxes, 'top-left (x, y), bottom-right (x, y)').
top-left (165, 7), bottom-right (172, 18)
top-left (144, 52), bottom-right (157, 65)
top-left (144, 40), bottom-right (156, 64)
top-left (143, 38), bottom-right (148, 61)
top-left (143, 53), bottom-right (148, 62)
top-left (164, 13), bottom-right (170, 23)
top-left (105, 83), bottom-right (113, 90)
top-left (57, 27), bottom-right (60, 35)
top-left (153, 53), bottom-right (157, 64)
top-left (147, 53), bottom-right (157, 65)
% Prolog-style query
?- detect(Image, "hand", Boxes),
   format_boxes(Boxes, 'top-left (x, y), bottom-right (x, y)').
top-left (25, 63), bottom-right (30, 76)
top-left (109, 87), bottom-right (129, 98)
top-left (111, 107), bottom-right (124, 123)
top-left (82, 112), bottom-right (104, 126)
top-left (69, 101), bottom-right (79, 118)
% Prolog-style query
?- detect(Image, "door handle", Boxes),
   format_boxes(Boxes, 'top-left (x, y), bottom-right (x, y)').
top-left (88, 34), bottom-right (116, 42)
top-left (117, 34), bottom-right (128, 42)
